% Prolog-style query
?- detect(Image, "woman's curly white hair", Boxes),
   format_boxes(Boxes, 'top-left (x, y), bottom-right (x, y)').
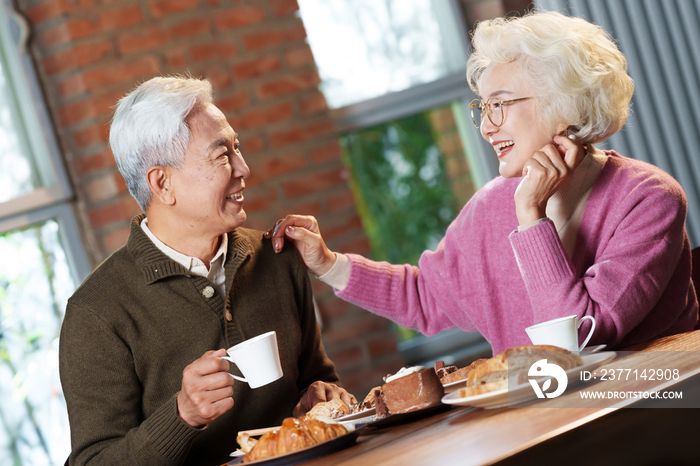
top-left (466, 10), bottom-right (634, 144)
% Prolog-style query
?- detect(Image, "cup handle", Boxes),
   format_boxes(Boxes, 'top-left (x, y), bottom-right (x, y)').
top-left (221, 356), bottom-right (248, 383)
top-left (577, 315), bottom-right (596, 351)
top-left (227, 373), bottom-right (247, 383)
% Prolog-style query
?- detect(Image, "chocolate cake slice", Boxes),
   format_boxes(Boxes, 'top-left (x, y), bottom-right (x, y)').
top-left (375, 367), bottom-right (444, 417)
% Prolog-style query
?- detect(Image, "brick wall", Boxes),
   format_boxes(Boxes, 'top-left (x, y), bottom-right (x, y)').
top-left (17, 0), bottom-right (528, 399)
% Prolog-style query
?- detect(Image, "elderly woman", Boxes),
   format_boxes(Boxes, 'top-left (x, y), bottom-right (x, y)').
top-left (266, 11), bottom-right (698, 354)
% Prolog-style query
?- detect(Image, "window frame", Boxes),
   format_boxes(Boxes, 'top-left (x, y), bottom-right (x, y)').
top-left (325, 0), bottom-right (499, 190)
top-left (0, 4), bottom-right (91, 462)
top-left (0, 0), bottom-right (75, 218)
top-left (0, 202), bottom-right (93, 284)
top-left (0, 1), bottom-right (90, 280)
top-left (332, 70), bottom-right (499, 189)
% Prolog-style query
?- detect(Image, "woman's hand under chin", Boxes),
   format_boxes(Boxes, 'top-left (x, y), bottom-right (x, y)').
top-left (514, 135), bottom-right (587, 226)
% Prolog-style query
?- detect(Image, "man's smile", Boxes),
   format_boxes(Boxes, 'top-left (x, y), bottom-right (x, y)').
top-left (227, 190), bottom-right (244, 202)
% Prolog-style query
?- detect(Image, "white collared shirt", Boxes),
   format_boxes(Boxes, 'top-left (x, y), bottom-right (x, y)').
top-left (141, 218), bottom-right (228, 299)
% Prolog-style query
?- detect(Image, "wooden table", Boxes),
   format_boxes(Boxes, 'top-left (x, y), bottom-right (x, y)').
top-left (300, 330), bottom-right (700, 466)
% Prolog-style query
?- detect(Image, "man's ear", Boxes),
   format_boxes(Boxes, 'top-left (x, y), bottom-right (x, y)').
top-left (146, 166), bottom-right (175, 206)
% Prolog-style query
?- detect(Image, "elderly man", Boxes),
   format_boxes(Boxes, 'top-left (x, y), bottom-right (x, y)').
top-left (59, 76), bottom-right (354, 466)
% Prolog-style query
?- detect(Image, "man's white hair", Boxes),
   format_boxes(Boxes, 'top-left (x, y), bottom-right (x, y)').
top-left (466, 10), bottom-right (634, 144)
top-left (109, 76), bottom-right (213, 211)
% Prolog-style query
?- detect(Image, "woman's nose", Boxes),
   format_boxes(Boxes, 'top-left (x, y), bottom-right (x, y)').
top-left (480, 117), bottom-right (499, 139)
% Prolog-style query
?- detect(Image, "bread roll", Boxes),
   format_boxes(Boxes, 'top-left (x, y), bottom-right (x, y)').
top-left (458, 344), bottom-right (584, 397)
top-left (302, 397), bottom-right (350, 421)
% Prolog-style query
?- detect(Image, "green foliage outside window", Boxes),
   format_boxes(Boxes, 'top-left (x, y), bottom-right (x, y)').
top-left (340, 108), bottom-right (460, 341)
top-left (0, 220), bottom-right (73, 465)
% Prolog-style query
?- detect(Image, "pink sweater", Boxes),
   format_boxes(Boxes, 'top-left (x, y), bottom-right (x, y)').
top-left (338, 152), bottom-right (699, 354)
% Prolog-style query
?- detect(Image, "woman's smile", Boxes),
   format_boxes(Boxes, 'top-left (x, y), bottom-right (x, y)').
top-left (492, 139), bottom-right (515, 158)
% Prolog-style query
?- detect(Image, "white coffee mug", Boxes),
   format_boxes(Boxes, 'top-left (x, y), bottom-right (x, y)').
top-left (525, 315), bottom-right (596, 353)
top-left (222, 331), bottom-right (283, 389)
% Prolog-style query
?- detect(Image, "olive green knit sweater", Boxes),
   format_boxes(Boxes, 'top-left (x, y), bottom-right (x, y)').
top-left (60, 214), bottom-right (339, 466)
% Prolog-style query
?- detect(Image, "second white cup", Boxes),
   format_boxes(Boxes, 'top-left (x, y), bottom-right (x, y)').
top-left (222, 331), bottom-right (283, 389)
top-left (525, 315), bottom-right (596, 353)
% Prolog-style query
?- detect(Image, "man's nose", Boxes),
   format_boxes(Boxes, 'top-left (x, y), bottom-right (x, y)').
top-left (234, 157), bottom-right (250, 179)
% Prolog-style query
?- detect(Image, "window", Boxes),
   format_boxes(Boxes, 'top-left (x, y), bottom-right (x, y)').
top-left (0, 213), bottom-right (81, 464)
top-left (298, 0), bottom-right (496, 364)
top-left (0, 2), bottom-right (90, 464)
top-left (340, 105), bottom-right (474, 267)
top-left (299, 0), bottom-right (468, 109)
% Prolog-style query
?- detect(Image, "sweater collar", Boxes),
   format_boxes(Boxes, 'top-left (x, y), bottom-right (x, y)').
top-left (127, 214), bottom-right (254, 285)
top-left (140, 217), bottom-right (229, 274)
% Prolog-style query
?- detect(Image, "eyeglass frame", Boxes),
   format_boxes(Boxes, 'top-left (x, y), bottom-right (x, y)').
top-left (469, 96), bottom-right (536, 128)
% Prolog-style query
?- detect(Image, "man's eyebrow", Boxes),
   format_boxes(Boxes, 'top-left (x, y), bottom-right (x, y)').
top-left (207, 137), bottom-right (231, 153)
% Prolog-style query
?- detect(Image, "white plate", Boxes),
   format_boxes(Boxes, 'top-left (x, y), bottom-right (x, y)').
top-left (339, 415), bottom-right (377, 430)
top-left (335, 407), bottom-right (376, 421)
top-left (441, 351), bottom-right (617, 409)
top-left (443, 378), bottom-right (468, 393)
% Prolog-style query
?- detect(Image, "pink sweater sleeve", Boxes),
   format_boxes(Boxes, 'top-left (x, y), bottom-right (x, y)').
top-left (336, 250), bottom-right (475, 336)
top-left (334, 189), bottom-right (496, 337)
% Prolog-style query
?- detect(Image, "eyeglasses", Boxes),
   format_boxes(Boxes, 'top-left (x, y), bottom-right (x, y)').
top-left (469, 96), bottom-right (536, 128)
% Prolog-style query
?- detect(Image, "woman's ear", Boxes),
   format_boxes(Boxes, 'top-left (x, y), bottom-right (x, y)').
top-left (146, 166), bottom-right (175, 206)
top-left (555, 123), bottom-right (570, 137)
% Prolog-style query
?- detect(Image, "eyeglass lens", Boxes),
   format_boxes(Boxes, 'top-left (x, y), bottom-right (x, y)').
top-left (470, 98), bottom-right (503, 128)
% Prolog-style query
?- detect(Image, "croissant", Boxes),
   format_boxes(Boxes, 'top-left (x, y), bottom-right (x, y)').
top-left (243, 417), bottom-right (347, 462)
